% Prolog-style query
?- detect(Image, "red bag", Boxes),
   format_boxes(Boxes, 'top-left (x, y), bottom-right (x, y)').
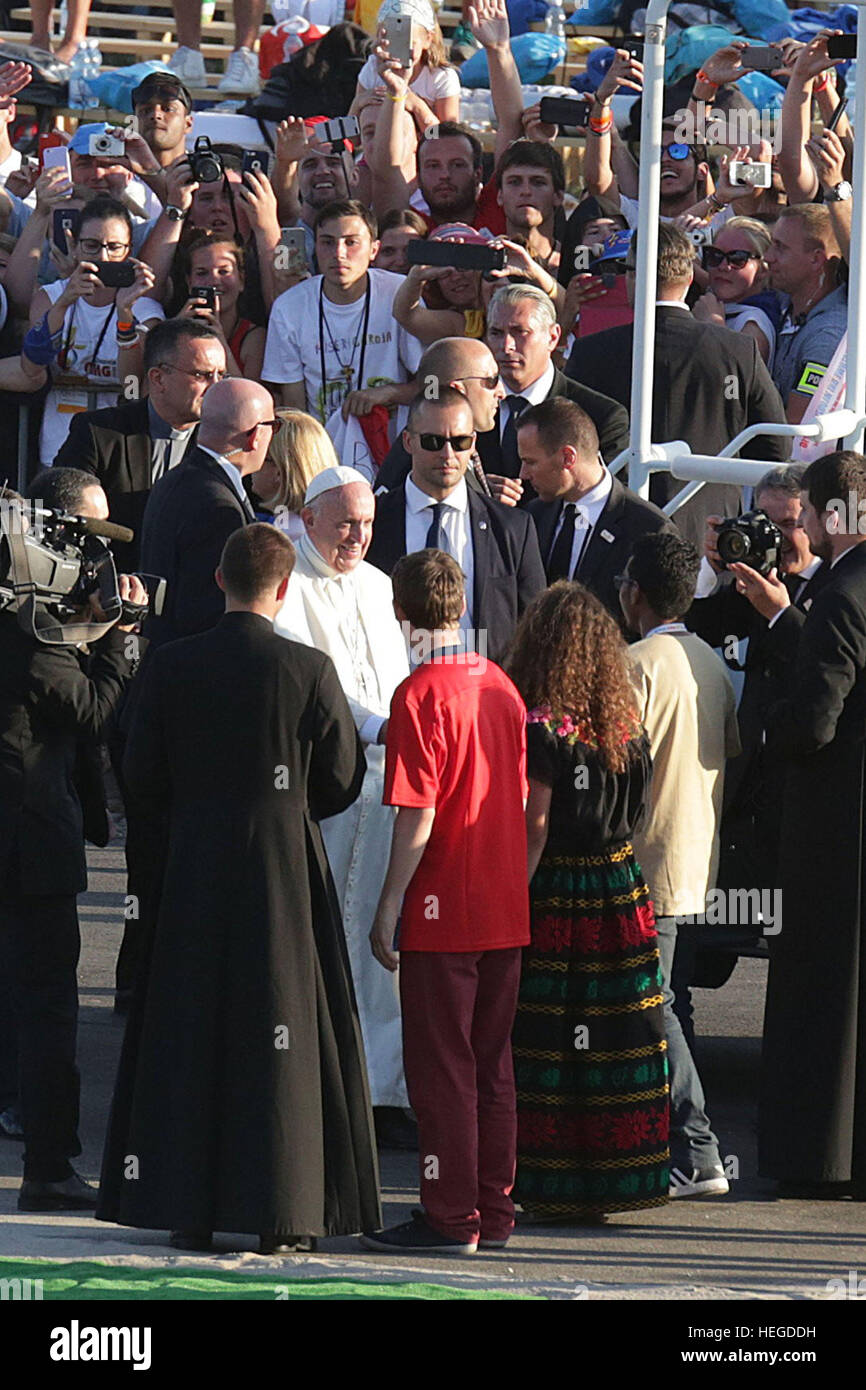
top-left (258, 20), bottom-right (327, 81)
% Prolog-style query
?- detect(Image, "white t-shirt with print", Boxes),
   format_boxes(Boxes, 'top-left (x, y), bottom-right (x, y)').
top-left (39, 281), bottom-right (164, 463)
top-left (262, 267), bottom-right (422, 422)
top-left (357, 54), bottom-right (460, 104)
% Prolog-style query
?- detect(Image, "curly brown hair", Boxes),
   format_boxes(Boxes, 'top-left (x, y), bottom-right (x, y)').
top-left (507, 581), bottom-right (641, 774)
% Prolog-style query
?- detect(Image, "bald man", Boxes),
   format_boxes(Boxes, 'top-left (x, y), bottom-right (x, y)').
top-left (375, 337), bottom-right (505, 496)
top-left (140, 377), bottom-right (278, 648)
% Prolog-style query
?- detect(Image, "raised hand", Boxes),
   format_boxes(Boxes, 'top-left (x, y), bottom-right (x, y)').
top-left (468, 0), bottom-right (510, 51)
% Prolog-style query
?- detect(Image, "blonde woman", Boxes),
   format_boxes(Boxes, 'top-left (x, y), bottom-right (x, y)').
top-left (252, 409), bottom-right (339, 540)
top-left (693, 217), bottom-right (780, 366)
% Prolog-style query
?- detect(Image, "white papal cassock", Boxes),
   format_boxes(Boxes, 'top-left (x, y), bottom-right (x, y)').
top-left (274, 530), bottom-right (410, 1106)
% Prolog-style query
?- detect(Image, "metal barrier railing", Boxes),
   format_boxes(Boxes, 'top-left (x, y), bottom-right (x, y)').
top-left (622, 0), bottom-right (866, 515)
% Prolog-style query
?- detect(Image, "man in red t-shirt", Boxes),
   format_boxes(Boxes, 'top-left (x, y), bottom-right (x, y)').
top-left (363, 549), bottom-right (529, 1255)
top-left (415, 123), bottom-right (506, 237)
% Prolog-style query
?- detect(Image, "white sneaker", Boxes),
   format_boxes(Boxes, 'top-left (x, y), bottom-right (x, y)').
top-left (168, 45), bottom-right (207, 86)
top-left (218, 47), bottom-right (261, 95)
top-left (669, 1164), bottom-right (730, 1198)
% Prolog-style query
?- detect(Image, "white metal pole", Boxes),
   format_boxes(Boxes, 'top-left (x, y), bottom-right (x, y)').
top-left (626, 0), bottom-right (670, 498)
top-left (843, 14), bottom-right (866, 452)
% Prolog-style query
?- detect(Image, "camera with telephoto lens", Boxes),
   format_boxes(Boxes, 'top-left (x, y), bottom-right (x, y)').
top-left (716, 509), bottom-right (782, 577)
top-left (189, 136), bottom-right (223, 184)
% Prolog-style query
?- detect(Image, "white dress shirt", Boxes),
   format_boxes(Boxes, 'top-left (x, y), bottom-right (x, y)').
top-left (498, 361), bottom-right (555, 440)
top-left (548, 467), bottom-right (614, 578)
top-left (198, 445), bottom-right (250, 508)
top-left (405, 475), bottom-right (474, 626)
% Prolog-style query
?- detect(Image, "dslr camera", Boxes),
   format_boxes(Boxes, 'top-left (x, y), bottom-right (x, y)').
top-left (189, 135), bottom-right (224, 184)
top-left (716, 509), bottom-right (782, 577)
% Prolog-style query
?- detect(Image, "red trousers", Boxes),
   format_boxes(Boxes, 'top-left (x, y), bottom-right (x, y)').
top-left (399, 947), bottom-right (522, 1244)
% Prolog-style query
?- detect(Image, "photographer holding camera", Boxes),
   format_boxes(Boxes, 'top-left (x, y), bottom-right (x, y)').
top-left (22, 195), bottom-right (163, 465)
top-left (0, 467), bottom-right (146, 1212)
top-left (688, 466), bottom-right (824, 898)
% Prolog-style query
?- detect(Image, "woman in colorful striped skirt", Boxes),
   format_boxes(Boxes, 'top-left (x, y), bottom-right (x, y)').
top-left (507, 582), bottom-right (670, 1219)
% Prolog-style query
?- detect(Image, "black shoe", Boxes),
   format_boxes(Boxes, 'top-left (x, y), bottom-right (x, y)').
top-left (18, 1170), bottom-right (98, 1212)
top-left (259, 1232), bottom-right (317, 1255)
top-left (373, 1107), bottom-right (418, 1151)
top-left (169, 1230), bottom-right (213, 1251)
top-left (360, 1209), bottom-right (477, 1255)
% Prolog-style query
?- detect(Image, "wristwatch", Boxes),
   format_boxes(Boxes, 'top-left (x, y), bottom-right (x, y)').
top-left (825, 181), bottom-right (853, 202)
top-left (164, 204), bottom-right (185, 221)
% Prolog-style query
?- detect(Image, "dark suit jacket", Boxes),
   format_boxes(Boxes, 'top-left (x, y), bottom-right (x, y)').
top-left (53, 397), bottom-right (199, 571)
top-left (566, 307), bottom-right (789, 547)
top-left (0, 612), bottom-right (132, 896)
top-left (140, 446), bottom-right (255, 650)
top-left (374, 368), bottom-right (630, 494)
top-left (366, 484), bottom-right (547, 665)
top-left (528, 475), bottom-right (676, 621)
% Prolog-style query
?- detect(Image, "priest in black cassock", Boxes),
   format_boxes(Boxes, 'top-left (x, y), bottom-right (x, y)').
top-left (734, 451), bottom-right (866, 1196)
top-left (97, 524), bottom-right (380, 1252)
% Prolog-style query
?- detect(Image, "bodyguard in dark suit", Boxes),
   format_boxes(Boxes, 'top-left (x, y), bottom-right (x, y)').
top-left (566, 223), bottom-right (789, 548)
top-left (53, 320), bottom-right (226, 570)
top-left (748, 452), bottom-right (866, 1194)
top-left (374, 305), bottom-right (629, 497)
top-left (140, 377), bottom-right (277, 649)
top-left (0, 478), bottom-right (143, 1211)
top-left (366, 390), bottom-right (546, 666)
top-left (517, 397), bottom-right (675, 622)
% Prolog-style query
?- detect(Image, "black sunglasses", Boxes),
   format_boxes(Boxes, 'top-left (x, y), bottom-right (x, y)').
top-left (702, 246), bottom-right (760, 270)
top-left (416, 432), bottom-right (474, 451)
top-left (250, 419), bottom-right (283, 437)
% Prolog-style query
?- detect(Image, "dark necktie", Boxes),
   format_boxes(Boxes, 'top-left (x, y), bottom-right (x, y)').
top-left (500, 395), bottom-right (529, 478)
top-left (425, 501), bottom-right (448, 553)
top-left (547, 502), bottom-right (577, 582)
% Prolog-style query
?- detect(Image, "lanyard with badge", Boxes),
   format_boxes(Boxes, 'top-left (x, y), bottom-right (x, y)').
top-left (318, 274), bottom-right (371, 419)
top-left (55, 292), bottom-right (118, 415)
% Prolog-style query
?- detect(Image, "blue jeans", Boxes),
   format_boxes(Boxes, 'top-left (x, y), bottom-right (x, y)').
top-left (655, 916), bottom-right (721, 1173)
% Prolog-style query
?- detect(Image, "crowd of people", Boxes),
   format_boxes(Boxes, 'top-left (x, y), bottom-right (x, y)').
top-left (1, 0), bottom-right (865, 1257)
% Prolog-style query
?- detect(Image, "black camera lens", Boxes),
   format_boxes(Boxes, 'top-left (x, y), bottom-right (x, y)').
top-left (718, 529), bottom-right (748, 563)
top-left (716, 509), bottom-right (782, 576)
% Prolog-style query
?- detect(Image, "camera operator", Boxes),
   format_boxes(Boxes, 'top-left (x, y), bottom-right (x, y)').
top-left (0, 468), bottom-right (145, 1212)
top-left (688, 466), bottom-right (824, 896)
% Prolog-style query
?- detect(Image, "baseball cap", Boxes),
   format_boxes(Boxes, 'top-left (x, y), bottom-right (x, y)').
top-left (429, 222), bottom-right (492, 245)
top-left (589, 228), bottom-right (634, 270)
top-left (68, 122), bottom-right (115, 154)
top-left (131, 71), bottom-right (193, 112)
top-left (377, 0), bottom-right (437, 30)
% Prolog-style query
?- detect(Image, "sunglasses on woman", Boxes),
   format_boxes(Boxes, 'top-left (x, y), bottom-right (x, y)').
top-left (702, 246), bottom-right (760, 270)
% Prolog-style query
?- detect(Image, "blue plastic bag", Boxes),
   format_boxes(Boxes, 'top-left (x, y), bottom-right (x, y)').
top-left (506, 0), bottom-right (551, 38)
top-left (569, 0), bottom-right (617, 21)
top-left (732, 0), bottom-right (792, 41)
top-left (88, 61), bottom-right (176, 115)
top-left (460, 32), bottom-right (567, 88)
top-left (664, 24), bottom-right (742, 83)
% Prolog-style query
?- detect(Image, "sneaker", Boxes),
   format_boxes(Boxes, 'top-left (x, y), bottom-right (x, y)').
top-left (669, 1164), bottom-right (730, 1198)
top-left (477, 1237), bottom-right (509, 1249)
top-left (218, 47), bottom-right (261, 95)
top-left (169, 45), bottom-right (207, 87)
top-left (360, 1209), bottom-right (477, 1255)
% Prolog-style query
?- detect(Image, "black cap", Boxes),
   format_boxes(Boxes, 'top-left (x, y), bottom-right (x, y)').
top-left (131, 72), bottom-right (193, 112)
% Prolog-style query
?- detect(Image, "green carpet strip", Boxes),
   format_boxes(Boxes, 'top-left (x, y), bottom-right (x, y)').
top-left (0, 1258), bottom-right (539, 1300)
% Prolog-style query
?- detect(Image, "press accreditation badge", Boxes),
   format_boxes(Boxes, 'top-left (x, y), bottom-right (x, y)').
top-left (56, 387), bottom-right (89, 414)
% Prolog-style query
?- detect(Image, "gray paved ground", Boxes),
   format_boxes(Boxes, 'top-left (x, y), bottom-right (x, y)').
top-left (1, 841), bottom-right (863, 1300)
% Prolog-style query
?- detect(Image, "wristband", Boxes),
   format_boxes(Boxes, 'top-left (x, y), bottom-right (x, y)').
top-left (21, 313), bottom-right (62, 366)
top-left (695, 69), bottom-right (719, 90)
top-left (116, 319), bottom-right (134, 332)
top-left (813, 73), bottom-right (830, 93)
top-left (589, 114), bottom-right (613, 134)
top-left (387, 91), bottom-right (405, 102)
top-left (706, 192), bottom-right (726, 214)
